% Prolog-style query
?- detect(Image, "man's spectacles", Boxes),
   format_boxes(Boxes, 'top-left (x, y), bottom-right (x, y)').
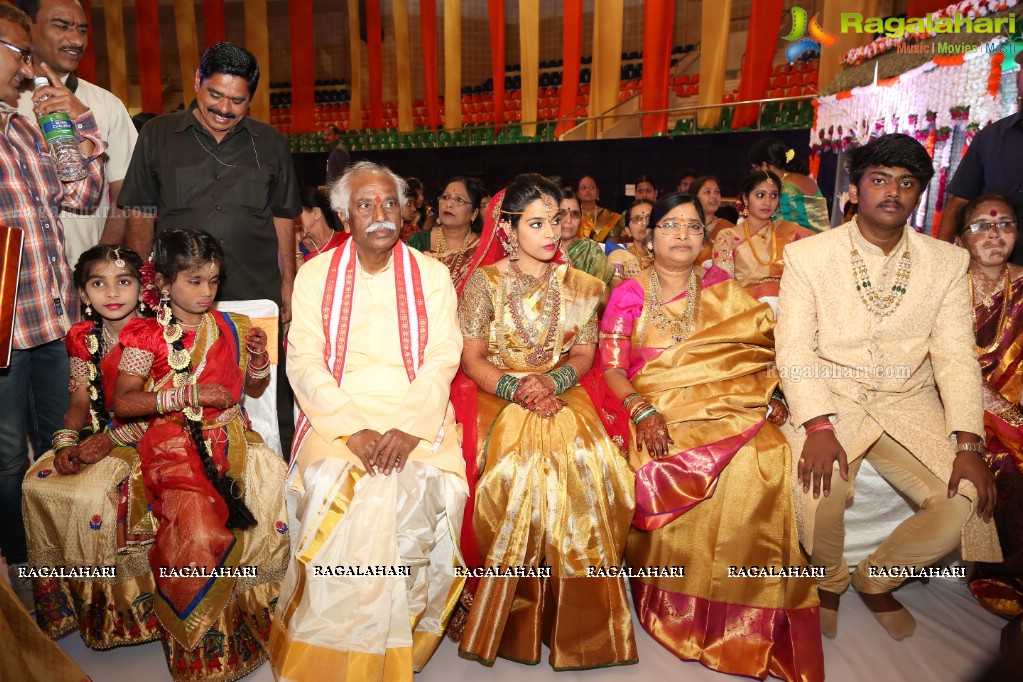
top-left (440, 194), bottom-right (471, 205)
top-left (0, 39), bottom-right (32, 65)
top-left (629, 214), bottom-right (650, 225)
top-left (656, 220), bottom-right (705, 235)
top-left (965, 220), bottom-right (1017, 235)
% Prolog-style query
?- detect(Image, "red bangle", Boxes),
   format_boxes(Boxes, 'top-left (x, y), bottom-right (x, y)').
top-left (805, 422), bottom-right (835, 436)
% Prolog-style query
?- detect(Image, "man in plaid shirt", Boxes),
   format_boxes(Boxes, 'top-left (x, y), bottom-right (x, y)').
top-left (0, 4), bottom-right (106, 610)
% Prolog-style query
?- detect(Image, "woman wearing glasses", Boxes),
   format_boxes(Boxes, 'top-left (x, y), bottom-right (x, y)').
top-left (560, 189), bottom-right (615, 285)
top-left (957, 194), bottom-right (1023, 653)
top-left (600, 192), bottom-right (824, 682)
top-left (712, 170), bottom-right (813, 312)
top-left (409, 176), bottom-right (484, 292)
top-left (455, 175), bottom-right (637, 670)
top-left (608, 199), bottom-right (654, 285)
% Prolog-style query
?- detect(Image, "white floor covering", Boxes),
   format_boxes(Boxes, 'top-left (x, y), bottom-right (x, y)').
top-left (40, 577), bottom-right (1006, 682)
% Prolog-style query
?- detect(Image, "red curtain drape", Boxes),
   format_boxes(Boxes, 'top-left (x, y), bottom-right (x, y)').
top-left (134, 0), bottom-right (162, 113)
top-left (640, 0), bottom-right (674, 136)
top-left (78, 0), bottom-right (96, 82)
top-left (288, 0), bottom-right (315, 132)
top-left (907, 0), bottom-right (950, 16)
top-left (202, 0), bottom-right (226, 49)
top-left (366, 0), bottom-right (384, 129)
top-left (556, 0), bottom-right (583, 136)
top-left (420, 0), bottom-right (439, 128)
top-left (731, 0), bottom-right (783, 129)
top-left (487, 0), bottom-right (505, 131)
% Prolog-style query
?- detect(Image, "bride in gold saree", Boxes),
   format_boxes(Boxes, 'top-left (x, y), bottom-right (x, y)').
top-left (455, 174), bottom-right (637, 670)
top-left (601, 192), bottom-right (824, 682)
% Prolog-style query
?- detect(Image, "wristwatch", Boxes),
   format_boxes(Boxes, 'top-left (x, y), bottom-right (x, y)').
top-left (956, 442), bottom-right (985, 455)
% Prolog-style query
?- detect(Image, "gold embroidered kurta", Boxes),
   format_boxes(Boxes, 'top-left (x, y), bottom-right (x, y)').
top-left (776, 220), bottom-right (1002, 562)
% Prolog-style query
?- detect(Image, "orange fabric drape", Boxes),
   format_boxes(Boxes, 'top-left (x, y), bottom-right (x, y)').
top-left (487, 0), bottom-right (506, 132)
top-left (421, 0), bottom-right (440, 128)
top-left (172, 0), bottom-right (200, 110)
top-left (288, 0), bottom-right (316, 132)
top-left (818, 0), bottom-right (878, 93)
top-left (393, 0), bottom-right (414, 132)
top-left (243, 0), bottom-right (270, 123)
top-left (134, 0), bottom-right (162, 113)
top-left (556, 0), bottom-right (583, 136)
top-left (77, 0), bottom-right (96, 83)
top-left (202, 0), bottom-right (226, 49)
top-left (366, 0), bottom-right (384, 129)
top-left (640, 0), bottom-right (674, 136)
top-left (697, 0), bottom-right (732, 129)
top-left (346, 0), bottom-right (363, 130)
top-left (102, 0), bottom-right (128, 104)
top-left (444, 0), bottom-right (462, 129)
top-left (519, 0), bottom-right (540, 137)
top-left (590, 0), bottom-right (624, 135)
top-left (732, 0), bottom-right (783, 129)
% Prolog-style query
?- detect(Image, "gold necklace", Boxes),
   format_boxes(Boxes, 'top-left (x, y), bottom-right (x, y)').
top-left (969, 268), bottom-right (1011, 355)
top-left (646, 269), bottom-right (700, 345)
top-left (849, 228), bottom-right (911, 318)
top-left (436, 228), bottom-right (473, 280)
top-left (742, 219), bottom-right (775, 267)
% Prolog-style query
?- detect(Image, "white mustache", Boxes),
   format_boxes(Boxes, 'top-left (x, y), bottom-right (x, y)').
top-left (366, 220), bottom-right (397, 234)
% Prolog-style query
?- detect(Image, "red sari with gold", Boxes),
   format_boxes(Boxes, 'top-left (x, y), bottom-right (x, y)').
top-left (118, 311), bottom-right (290, 682)
top-left (600, 266), bottom-right (823, 682)
top-left (969, 267), bottom-right (1023, 631)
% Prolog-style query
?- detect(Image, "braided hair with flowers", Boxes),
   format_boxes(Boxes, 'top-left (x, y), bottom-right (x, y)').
top-left (151, 230), bottom-right (257, 530)
top-left (73, 245), bottom-right (146, 435)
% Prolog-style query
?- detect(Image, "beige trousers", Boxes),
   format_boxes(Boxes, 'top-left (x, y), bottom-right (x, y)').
top-left (811, 432), bottom-right (971, 594)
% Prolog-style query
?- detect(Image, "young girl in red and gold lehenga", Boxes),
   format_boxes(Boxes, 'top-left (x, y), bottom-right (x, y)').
top-left (113, 229), bottom-right (289, 681)
top-left (24, 245), bottom-right (160, 650)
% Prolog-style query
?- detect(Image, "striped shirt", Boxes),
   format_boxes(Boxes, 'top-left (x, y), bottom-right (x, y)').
top-left (0, 103), bottom-right (106, 350)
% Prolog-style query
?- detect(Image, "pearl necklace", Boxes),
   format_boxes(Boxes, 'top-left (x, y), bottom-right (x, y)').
top-left (849, 228), bottom-right (911, 319)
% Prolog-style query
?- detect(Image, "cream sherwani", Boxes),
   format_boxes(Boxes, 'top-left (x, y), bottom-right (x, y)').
top-left (776, 220), bottom-right (1002, 577)
top-left (270, 245), bottom-right (467, 682)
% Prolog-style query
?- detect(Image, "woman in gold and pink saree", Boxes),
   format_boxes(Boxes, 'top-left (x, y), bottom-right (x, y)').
top-left (958, 194), bottom-right (1023, 653)
top-left (455, 175), bottom-right (637, 671)
top-left (601, 192), bottom-right (823, 682)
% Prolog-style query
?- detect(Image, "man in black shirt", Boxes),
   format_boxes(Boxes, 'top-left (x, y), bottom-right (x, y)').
top-left (119, 41), bottom-right (301, 317)
top-left (323, 124), bottom-right (349, 184)
top-left (119, 42), bottom-right (301, 453)
top-left (938, 50), bottom-right (1023, 264)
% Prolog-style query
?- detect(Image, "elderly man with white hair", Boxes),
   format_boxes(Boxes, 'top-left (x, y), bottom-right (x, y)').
top-left (269, 161), bottom-right (467, 681)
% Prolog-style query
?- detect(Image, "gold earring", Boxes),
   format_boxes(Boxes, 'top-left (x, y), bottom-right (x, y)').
top-left (508, 240), bottom-right (520, 260)
top-left (85, 303), bottom-right (92, 317)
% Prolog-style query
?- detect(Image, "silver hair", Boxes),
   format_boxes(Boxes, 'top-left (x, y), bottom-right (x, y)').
top-left (328, 160), bottom-right (409, 220)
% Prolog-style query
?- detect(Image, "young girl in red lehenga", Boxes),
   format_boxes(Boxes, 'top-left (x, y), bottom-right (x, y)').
top-left (113, 229), bottom-right (290, 681)
top-left (24, 245), bottom-right (162, 649)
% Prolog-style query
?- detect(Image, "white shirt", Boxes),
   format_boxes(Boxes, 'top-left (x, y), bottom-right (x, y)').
top-left (17, 74), bottom-right (138, 269)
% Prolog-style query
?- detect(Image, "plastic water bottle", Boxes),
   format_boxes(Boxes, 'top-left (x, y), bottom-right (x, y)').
top-left (33, 76), bottom-right (87, 182)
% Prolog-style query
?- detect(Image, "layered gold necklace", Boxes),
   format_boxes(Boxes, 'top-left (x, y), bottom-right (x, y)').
top-left (645, 268), bottom-right (700, 345)
top-left (503, 261), bottom-right (562, 366)
top-left (435, 227), bottom-right (473, 280)
top-left (969, 267), bottom-right (1011, 355)
top-left (849, 228), bottom-right (911, 318)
